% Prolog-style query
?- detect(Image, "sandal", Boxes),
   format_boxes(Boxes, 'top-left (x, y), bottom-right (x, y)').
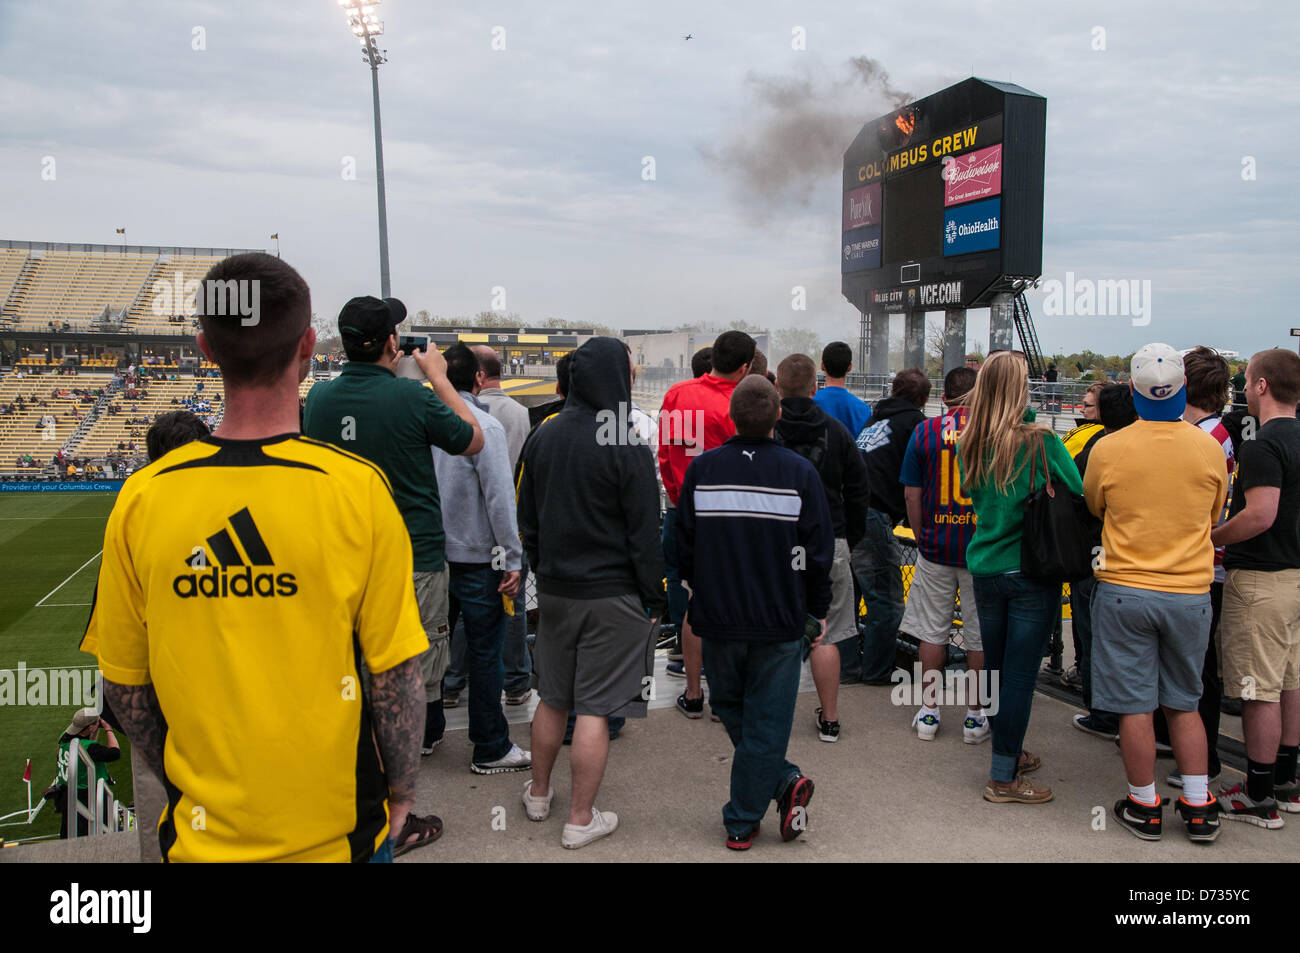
top-left (1017, 750), bottom-right (1042, 775)
top-left (391, 812), bottom-right (443, 857)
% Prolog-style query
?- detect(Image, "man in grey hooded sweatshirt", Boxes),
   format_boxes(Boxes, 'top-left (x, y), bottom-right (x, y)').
top-left (431, 344), bottom-right (530, 776)
top-left (516, 336), bottom-right (667, 848)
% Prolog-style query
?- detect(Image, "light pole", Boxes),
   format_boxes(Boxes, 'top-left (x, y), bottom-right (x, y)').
top-left (338, 0), bottom-right (391, 297)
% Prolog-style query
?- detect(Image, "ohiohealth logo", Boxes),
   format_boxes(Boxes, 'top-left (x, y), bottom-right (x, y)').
top-left (945, 220), bottom-right (957, 245)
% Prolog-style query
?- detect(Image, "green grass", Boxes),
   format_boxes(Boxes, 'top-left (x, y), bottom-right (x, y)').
top-left (0, 492), bottom-right (133, 841)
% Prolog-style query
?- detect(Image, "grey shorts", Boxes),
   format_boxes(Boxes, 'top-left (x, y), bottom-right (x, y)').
top-left (414, 568), bottom-right (451, 703)
top-left (532, 591), bottom-right (657, 719)
top-left (825, 538), bottom-right (858, 644)
top-left (1090, 581), bottom-right (1211, 714)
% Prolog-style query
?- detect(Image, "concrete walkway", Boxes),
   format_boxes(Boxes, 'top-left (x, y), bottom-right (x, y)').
top-left (6, 656), bottom-right (1295, 863)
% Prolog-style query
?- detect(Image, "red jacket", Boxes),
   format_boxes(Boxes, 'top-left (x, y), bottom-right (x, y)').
top-left (657, 373), bottom-right (739, 505)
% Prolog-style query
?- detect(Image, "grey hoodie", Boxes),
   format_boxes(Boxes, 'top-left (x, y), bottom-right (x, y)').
top-left (432, 392), bottom-right (523, 570)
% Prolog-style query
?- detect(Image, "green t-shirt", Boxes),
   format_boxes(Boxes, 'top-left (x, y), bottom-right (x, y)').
top-left (958, 429), bottom-right (1084, 576)
top-left (58, 736), bottom-right (112, 792)
top-left (303, 362), bottom-right (473, 571)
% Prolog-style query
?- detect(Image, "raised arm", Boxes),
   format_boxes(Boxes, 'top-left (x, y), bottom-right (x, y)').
top-left (414, 346), bottom-right (484, 455)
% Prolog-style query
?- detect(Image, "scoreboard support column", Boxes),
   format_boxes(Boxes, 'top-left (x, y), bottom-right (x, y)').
top-left (943, 309), bottom-right (967, 374)
top-left (903, 312), bottom-right (926, 371)
top-left (867, 309), bottom-right (889, 378)
top-left (989, 293), bottom-right (1014, 352)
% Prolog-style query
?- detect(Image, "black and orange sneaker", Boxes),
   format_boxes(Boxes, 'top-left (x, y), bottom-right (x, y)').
top-left (726, 822), bottom-right (759, 851)
top-left (1173, 796), bottom-right (1221, 843)
top-left (1113, 794), bottom-right (1167, 841)
top-left (777, 774), bottom-right (815, 842)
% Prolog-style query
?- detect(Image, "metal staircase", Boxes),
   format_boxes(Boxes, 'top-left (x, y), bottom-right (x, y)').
top-left (1012, 292), bottom-right (1046, 380)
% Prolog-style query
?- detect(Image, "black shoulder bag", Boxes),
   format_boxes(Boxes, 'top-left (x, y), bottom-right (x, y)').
top-left (1020, 435), bottom-right (1098, 583)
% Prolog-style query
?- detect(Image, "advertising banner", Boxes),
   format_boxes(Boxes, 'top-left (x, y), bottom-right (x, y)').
top-left (943, 143), bottom-right (1002, 206)
top-left (841, 225), bottom-right (882, 272)
top-left (0, 481), bottom-right (124, 492)
top-left (842, 183), bottom-right (881, 230)
top-left (943, 198), bottom-right (1001, 256)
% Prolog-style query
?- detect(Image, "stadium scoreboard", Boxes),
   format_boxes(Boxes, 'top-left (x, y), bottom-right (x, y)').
top-left (841, 78), bottom-right (1046, 313)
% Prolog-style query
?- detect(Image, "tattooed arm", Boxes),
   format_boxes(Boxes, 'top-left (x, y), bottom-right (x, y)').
top-left (368, 656), bottom-right (423, 838)
top-left (104, 680), bottom-right (167, 781)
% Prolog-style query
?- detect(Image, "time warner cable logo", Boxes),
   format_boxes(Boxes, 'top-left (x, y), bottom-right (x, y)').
top-left (50, 883), bottom-right (151, 933)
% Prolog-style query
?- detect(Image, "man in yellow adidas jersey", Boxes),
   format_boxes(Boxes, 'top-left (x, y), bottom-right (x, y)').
top-left (86, 253), bottom-right (430, 862)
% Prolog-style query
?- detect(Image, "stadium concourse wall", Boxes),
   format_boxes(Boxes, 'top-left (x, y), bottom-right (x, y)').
top-left (0, 481), bottom-right (122, 492)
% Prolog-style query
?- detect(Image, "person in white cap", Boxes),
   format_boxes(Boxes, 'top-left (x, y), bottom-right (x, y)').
top-left (48, 708), bottom-right (120, 838)
top-left (1083, 343), bottom-right (1228, 843)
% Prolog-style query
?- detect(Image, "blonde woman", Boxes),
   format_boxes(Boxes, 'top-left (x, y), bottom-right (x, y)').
top-left (957, 351), bottom-right (1083, 803)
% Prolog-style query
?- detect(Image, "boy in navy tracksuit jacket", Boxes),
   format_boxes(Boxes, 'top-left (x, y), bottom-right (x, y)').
top-left (677, 376), bottom-right (835, 850)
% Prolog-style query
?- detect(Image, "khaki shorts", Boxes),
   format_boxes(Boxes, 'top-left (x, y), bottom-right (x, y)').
top-left (414, 568), bottom-right (451, 703)
top-left (1218, 567), bottom-right (1300, 703)
top-left (824, 538), bottom-right (858, 644)
top-left (899, 553), bottom-right (982, 651)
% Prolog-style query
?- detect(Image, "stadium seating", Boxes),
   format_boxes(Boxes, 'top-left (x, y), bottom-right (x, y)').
top-left (126, 255), bottom-right (224, 334)
top-left (73, 379), bottom-right (222, 458)
top-left (0, 248), bottom-right (29, 314)
top-left (1, 252), bottom-right (158, 331)
top-left (0, 374), bottom-right (109, 478)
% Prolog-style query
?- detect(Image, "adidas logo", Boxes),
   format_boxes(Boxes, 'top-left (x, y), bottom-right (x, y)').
top-left (172, 507), bottom-right (298, 599)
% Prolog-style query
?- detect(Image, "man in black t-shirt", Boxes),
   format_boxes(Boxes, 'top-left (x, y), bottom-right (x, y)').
top-left (1212, 349), bottom-right (1300, 828)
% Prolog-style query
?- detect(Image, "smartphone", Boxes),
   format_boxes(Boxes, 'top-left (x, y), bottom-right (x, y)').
top-left (801, 615), bottom-right (822, 662)
top-left (398, 335), bottom-right (428, 355)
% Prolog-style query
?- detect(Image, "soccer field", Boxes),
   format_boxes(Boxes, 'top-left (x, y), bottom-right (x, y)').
top-left (0, 492), bottom-right (130, 840)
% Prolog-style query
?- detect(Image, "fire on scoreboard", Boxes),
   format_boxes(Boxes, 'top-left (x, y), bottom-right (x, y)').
top-left (841, 78), bottom-right (1046, 313)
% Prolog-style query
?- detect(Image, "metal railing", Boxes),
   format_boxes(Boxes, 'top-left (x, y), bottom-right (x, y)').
top-left (65, 741), bottom-right (134, 839)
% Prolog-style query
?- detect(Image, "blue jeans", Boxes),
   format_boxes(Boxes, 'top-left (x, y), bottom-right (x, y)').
top-left (446, 553), bottom-right (532, 696)
top-left (661, 507), bottom-right (687, 627)
top-left (702, 637), bottom-right (803, 837)
top-left (972, 572), bottom-right (1059, 782)
top-left (848, 509), bottom-right (904, 681)
top-left (447, 561), bottom-right (513, 765)
top-left (368, 838), bottom-right (393, 863)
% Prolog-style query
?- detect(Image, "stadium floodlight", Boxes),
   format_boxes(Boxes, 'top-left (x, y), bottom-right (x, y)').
top-left (338, 0), bottom-right (391, 297)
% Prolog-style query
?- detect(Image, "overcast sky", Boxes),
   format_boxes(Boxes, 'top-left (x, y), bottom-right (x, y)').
top-left (1, 0), bottom-right (1296, 359)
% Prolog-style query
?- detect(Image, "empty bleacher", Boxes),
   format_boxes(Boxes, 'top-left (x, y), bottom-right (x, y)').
top-left (0, 248), bottom-right (29, 316)
top-left (2, 252), bottom-right (157, 331)
top-left (127, 255), bottom-right (224, 334)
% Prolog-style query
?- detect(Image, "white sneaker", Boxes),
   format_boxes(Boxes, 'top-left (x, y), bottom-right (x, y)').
top-left (471, 743), bottom-right (532, 775)
top-left (912, 710), bottom-right (940, 741)
top-left (562, 808), bottom-right (619, 849)
top-left (962, 712), bottom-right (990, 745)
top-left (522, 779), bottom-right (553, 821)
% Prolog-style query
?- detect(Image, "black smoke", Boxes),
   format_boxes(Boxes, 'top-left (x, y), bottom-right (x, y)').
top-left (702, 56), bottom-right (911, 217)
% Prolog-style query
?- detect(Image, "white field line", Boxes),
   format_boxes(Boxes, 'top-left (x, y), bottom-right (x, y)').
top-left (34, 550), bottom-right (102, 607)
top-left (0, 516), bottom-right (106, 520)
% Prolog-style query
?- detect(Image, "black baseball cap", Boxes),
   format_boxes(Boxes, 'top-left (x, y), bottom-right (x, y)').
top-left (337, 296), bottom-right (408, 348)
